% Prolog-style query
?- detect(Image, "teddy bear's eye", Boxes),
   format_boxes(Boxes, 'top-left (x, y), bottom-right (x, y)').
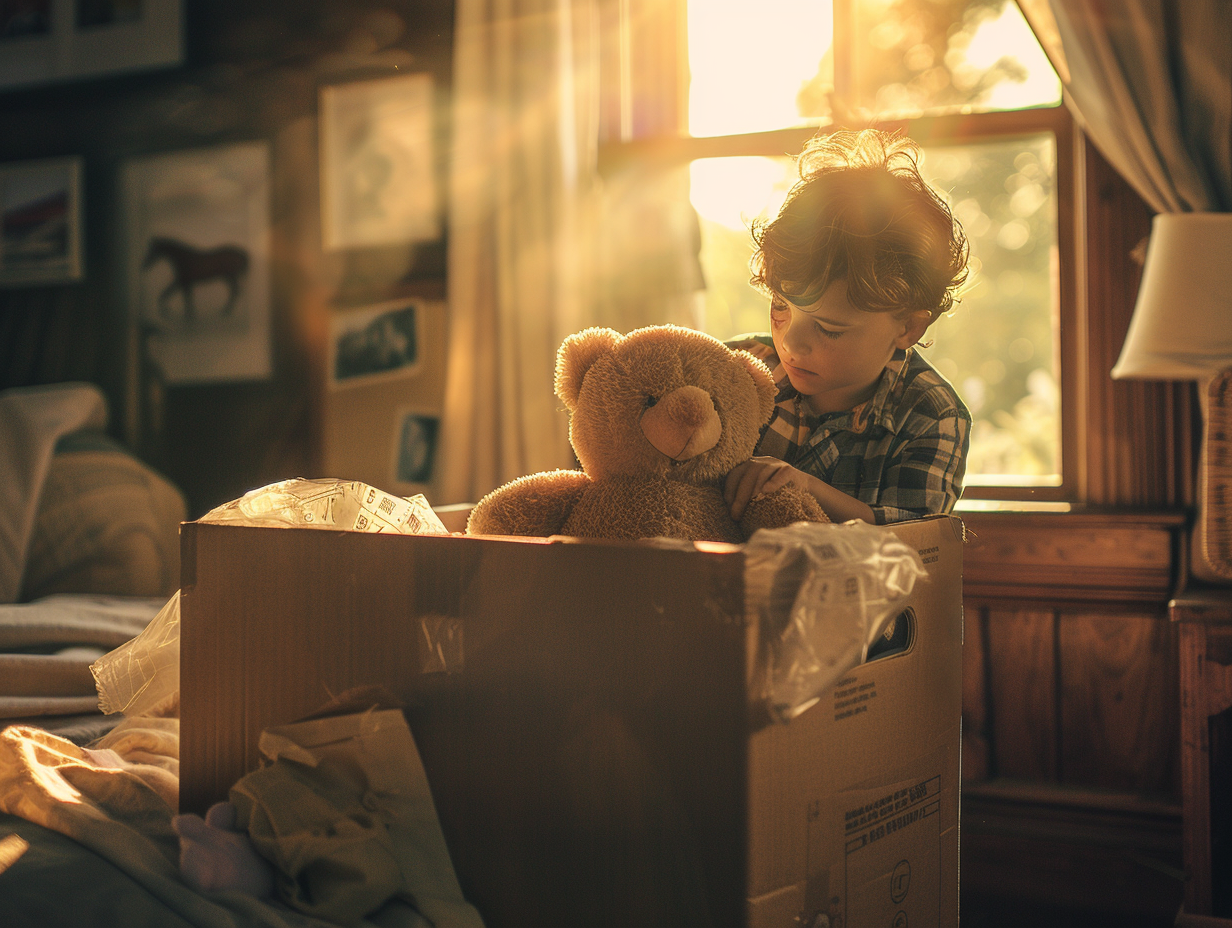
top-left (643, 395), bottom-right (658, 408)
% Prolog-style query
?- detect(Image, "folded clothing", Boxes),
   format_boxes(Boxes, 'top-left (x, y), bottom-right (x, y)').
top-left (0, 595), bottom-right (161, 651)
top-left (0, 651), bottom-right (101, 698)
top-left (0, 595), bottom-right (164, 740)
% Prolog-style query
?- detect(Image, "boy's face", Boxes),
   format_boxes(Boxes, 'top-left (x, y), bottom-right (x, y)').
top-left (769, 278), bottom-right (927, 415)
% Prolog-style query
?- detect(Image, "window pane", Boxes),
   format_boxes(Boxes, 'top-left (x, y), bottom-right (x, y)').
top-left (918, 134), bottom-right (1059, 483)
top-left (686, 0), bottom-right (833, 138)
top-left (689, 133), bottom-right (1059, 485)
top-left (685, 0), bottom-right (1059, 138)
top-left (689, 156), bottom-right (799, 334)
top-left (853, 0), bottom-right (1061, 117)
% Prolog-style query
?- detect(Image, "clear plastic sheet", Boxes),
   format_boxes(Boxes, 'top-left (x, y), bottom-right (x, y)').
top-left (744, 521), bottom-right (926, 722)
top-left (91, 590), bottom-right (180, 716)
top-left (197, 477), bottom-right (449, 535)
top-left (91, 479), bottom-right (450, 716)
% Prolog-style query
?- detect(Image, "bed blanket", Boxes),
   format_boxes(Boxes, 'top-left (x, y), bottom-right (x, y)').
top-left (0, 720), bottom-right (361, 928)
top-left (0, 594), bottom-right (164, 742)
top-left (0, 383), bottom-right (107, 605)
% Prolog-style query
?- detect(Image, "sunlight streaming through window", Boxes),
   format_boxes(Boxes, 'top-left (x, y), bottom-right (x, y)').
top-left (687, 0), bottom-right (833, 137)
top-left (852, 0), bottom-right (1060, 116)
top-left (688, 0), bottom-right (1060, 136)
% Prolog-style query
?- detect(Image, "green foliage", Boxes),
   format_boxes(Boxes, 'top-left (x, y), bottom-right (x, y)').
top-left (696, 134), bottom-right (1059, 481)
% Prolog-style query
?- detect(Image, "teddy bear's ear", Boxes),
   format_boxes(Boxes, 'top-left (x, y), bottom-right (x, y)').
top-left (733, 348), bottom-right (778, 423)
top-left (555, 327), bottom-right (621, 410)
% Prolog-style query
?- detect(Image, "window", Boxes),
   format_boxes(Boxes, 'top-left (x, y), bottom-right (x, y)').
top-left (601, 0), bottom-right (1074, 498)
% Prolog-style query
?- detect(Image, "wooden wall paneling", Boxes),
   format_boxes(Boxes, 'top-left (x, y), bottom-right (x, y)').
top-left (986, 608), bottom-right (1059, 781)
top-left (961, 509), bottom-right (1183, 604)
top-left (961, 781), bottom-right (1185, 919)
top-left (962, 600), bottom-right (992, 781)
top-left (1079, 137), bottom-right (1194, 509)
top-left (1058, 611), bottom-right (1178, 794)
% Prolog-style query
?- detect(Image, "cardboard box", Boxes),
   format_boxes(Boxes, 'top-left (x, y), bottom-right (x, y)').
top-left (179, 514), bottom-right (963, 928)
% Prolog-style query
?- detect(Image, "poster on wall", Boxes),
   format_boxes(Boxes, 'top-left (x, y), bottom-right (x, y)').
top-left (0, 0), bottom-right (183, 91)
top-left (0, 156), bottom-right (83, 288)
top-left (319, 72), bottom-right (439, 250)
top-left (122, 141), bottom-right (272, 384)
top-left (329, 298), bottom-right (421, 388)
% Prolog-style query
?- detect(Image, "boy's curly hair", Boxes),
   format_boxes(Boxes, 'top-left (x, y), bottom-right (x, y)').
top-left (751, 129), bottom-right (969, 321)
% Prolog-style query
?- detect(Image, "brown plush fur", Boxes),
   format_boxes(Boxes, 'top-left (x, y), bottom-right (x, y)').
top-left (466, 325), bottom-right (829, 542)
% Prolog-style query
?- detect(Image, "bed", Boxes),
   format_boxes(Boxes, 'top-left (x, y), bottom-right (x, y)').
top-left (0, 382), bottom-right (184, 743)
top-left (0, 383), bottom-right (309, 928)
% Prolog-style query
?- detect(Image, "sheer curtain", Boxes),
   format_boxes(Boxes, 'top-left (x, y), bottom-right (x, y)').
top-left (438, 0), bottom-right (601, 506)
top-left (1018, 0), bottom-right (1230, 213)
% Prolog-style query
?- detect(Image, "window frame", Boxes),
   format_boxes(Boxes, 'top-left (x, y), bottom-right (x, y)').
top-left (597, 0), bottom-right (1082, 502)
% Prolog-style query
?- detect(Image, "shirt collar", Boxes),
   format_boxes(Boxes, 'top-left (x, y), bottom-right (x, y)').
top-left (770, 348), bottom-right (912, 437)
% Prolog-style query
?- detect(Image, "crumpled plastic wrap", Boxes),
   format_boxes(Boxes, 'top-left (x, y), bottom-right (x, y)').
top-left (744, 520), bottom-right (926, 722)
top-left (197, 477), bottom-right (449, 534)
top-left (91, 478), bottom-right (450, 716)
top-left (91, 590), bottom-right (180, 716)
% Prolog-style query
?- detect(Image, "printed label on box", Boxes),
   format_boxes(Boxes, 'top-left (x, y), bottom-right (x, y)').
top-left (841, 775), bottom-right (941, 928)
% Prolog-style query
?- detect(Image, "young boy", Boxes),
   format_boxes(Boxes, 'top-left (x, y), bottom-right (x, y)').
top-left (725, 128), bottom-right (971, 525)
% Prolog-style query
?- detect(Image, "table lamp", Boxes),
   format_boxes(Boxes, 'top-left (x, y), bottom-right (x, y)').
top-left (1112, 212), bottom-right (1232, 582)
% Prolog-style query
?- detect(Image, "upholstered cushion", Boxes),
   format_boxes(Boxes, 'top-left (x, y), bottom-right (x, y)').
top-left (20, 435), bottom-right (187, 602)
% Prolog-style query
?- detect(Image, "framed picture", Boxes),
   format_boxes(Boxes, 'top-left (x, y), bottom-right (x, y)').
top-left (319, 72), bottom-right (439, 250)
top-left (322, 297), bottom-right (446, 494)
top-left (122, 141), bottom-right (271, 384)
top-left (0, 156), bottom-right (83, 288)
top-left (393, 411), bottom-right (439, 484)
top-left (329, 298), bottom-right (421, 388)
top-left (0, 0), bottom-right (183, 91)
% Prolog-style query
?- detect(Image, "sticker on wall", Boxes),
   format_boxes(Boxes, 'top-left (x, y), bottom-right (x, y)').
top-left (329, 298), bottom-right (422, 388)
top-left (393, 410), bottom-right (439, 485)
top-left (319, 72), bottom-right (439, 250)
top-left (122, 141), bottom-right (272, 384)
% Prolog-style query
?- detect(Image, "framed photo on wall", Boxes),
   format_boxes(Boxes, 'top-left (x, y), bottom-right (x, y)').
top-left (329, 298), bottom-right (421, 388)
top-left (322, 296), bottom-right (446, 495)
top-left (319, 72), bottom-right (439, 250)
top-left (393, 410), bottom-right (439, 485)
top-left (0, 156), bottom-right (83, 288)
top-left (122, 141), bottom-right (272, 384)
top-left (0, 0), bottom-right (183, 91)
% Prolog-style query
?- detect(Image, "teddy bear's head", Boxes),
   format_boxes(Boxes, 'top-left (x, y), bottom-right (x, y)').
top-left (554, 324), bottom-right (778, 485)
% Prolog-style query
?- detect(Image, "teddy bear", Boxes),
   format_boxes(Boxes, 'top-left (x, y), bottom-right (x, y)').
top-left (466, 324), bottom-right (829, 542)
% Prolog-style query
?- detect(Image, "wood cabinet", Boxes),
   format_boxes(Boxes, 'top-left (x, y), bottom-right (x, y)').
top-left (959, 507), bottom-right (1188, 918)
top-left (1173, 590), bottom-right (1232, 921)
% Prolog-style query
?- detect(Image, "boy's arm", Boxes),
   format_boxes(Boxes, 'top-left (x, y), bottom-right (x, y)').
top-left (725, 413), bottom-right (969, 525)
top-left (726, 457), bottom-right (876, 524)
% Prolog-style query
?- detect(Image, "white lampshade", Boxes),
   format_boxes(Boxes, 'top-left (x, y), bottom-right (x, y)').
top-left (1111, 213), bottom-right (1232, 381)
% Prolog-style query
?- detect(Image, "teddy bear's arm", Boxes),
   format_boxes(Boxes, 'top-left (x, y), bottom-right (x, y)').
top-left (466, 469), bottom-right (593, 537)
top-left (739, 485), bottom-right (830, 536)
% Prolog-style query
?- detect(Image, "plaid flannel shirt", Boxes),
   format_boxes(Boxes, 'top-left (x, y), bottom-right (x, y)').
top-left (736, 337), bottom-right (971, 524)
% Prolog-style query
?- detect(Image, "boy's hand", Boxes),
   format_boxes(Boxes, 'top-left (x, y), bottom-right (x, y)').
top-left (725, 456), bottom-right (804, 521)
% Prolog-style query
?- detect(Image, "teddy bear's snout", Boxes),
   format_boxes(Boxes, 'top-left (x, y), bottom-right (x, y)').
top-left (640, 385), bottom-right (722, 461)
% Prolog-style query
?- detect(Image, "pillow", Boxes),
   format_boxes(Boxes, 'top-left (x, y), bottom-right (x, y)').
top-left (20, 432), bottom-right (188, 602)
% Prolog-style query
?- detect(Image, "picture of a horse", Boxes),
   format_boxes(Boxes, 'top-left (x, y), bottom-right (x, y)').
top-left (143, 236), bottom-right (249, 324)
top-left (124, 140), bottom-right (270, 383)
